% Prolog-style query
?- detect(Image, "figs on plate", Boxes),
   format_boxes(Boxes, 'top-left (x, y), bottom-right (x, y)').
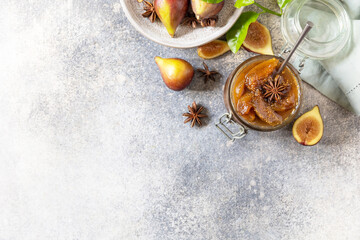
top-left (154, 0), bottom-right (188, 37)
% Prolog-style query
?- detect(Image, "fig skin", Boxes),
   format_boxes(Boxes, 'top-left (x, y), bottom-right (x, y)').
top-left (292, 106), bottom-right (324, 146)
top-left (197, 40), bottom-right (230, 59)
top-left (154, 57), bottom-right (194, 91)
top-left (243, 21), bottom-right (274, 55)
top-left (154, 0), bottom-right (188, 37)
top-left (191, 0), bottom-right (224, 20)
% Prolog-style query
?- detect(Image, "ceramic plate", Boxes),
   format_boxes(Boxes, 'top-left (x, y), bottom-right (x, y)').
top-left (120, 0), bottom-right (243, 48)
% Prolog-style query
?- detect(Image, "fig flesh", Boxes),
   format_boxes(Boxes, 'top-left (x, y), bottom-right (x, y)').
top-left (292, 106), bottom-right (324, 146)
top-left (154, 0), bottom-right (188, 37)
top-left (243, 21), bottom-right (274, 55)
top-left (191, 0), bottom-right (224, 20)
top-left (271, 92), bottom-right (296, 112)
top-left (252, 95), bottom-right (282, 126)
top-left (245, 58), bottom-right (279, 91)
top-left (197, 40), bottom-right (230, 59)
top-left (237, 92), bottom-right (256, 122)
top-left (154, 57), bottom-right (194, 91)
top-left (237, 92), bottom-right (253, 115)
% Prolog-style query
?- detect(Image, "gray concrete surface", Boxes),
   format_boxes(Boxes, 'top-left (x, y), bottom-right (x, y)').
top-left (0, 0), bottom-right (359, 239)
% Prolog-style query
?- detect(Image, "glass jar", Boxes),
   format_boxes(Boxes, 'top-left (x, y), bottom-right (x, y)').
top-left (216, 0), bottom-right (351, 141)
top-left (281, 0), bottom-right (352, 60)
top-left (216, 55), bottom-right (302, 141)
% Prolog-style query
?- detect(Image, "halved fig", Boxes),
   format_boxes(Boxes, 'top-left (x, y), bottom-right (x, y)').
top-left (197, 40), bottom-right (230, 59)
top-left (292, 106), bottom-right (324, 146)
top-left (243, 21), bottom-right (274, 55)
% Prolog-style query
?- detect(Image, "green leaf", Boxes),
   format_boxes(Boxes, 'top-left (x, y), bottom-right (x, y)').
top-left (200, 0), bottom-right (224, 3)
top-left (277, 0), bottom-right (292, 9)
top-left (226, 11), bottom-right (260, 53)
top-left (234, 0), bottom-right (255, 8)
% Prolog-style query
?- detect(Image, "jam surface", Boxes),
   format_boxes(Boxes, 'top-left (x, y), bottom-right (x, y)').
top-left (231, 58), bottom-right (299, 127)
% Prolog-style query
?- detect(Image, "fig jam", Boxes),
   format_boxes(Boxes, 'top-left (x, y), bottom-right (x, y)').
top-left (231, 58), bottom-right (299, 127)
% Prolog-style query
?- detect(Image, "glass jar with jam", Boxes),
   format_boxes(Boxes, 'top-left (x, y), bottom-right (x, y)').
top-left (216, 55), bottom-right (302, 140)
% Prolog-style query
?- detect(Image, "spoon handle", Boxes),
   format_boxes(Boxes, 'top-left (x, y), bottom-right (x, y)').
top-left (276, 21), bottom-right (314, 76)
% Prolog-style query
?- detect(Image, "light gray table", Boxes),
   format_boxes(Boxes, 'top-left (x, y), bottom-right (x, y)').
top-left (0, 0), bottom-right (359, 239)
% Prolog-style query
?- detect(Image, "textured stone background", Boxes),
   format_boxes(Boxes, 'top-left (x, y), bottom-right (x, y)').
top-left (0, 0), bottom-right (359, 239)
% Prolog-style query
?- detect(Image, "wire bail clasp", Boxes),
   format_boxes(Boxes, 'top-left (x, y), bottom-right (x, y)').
top-left (215, 113), bottom-right (247, 141)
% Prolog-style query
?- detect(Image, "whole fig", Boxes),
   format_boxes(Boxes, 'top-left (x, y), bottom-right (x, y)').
top-left (191, 0), bottom-right (224, 20)
top-left (154, 0), bottom-right (188, 37)
top-left (155, 57), bottom-right (194, 91)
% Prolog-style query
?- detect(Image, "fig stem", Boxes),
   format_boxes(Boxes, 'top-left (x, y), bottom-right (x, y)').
top-left (253, 2), bottom-right (281, 17)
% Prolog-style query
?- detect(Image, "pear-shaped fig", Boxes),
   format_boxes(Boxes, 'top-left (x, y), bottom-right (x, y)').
top-left (292, 106), bottom-right (324, 146)
top-left (154, 57), bottom-right (194, 91)
top-left (197, 40), bottom-right (230, 59)
top-left (243, 21), bottom-right (274, 55)
top-left (191, 0), bottom-right (224, 20)
top-left (154, 0), bottom-right (188, 37)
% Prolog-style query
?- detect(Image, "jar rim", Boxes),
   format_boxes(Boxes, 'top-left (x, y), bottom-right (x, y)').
top-left (281, 0), bottom-right (352, 59)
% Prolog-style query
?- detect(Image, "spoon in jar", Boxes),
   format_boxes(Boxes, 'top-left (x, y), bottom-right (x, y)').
top-left (271, 21), bottom-right (314, 79)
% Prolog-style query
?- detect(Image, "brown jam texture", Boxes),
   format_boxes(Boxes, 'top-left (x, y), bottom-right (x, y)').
top-left (232, 58), bottom-right (299, 127)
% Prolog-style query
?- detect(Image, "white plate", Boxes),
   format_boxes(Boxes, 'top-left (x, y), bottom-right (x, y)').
top-left (120, 0), bottom-right (243, 48)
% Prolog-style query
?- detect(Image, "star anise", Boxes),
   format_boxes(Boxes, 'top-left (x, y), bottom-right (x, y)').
top-left (182, 16), bottom-right (198, 28)
top-left (142, 1), bottom-right (157, 23)
top-left (200, 16), bottom-right (218, 27)
top-left (197, 62), bottom-right (219, 83)
top-left (263, 75), bottom-right (287, 103)
top-left (183, 102), bottom-right (207, 127)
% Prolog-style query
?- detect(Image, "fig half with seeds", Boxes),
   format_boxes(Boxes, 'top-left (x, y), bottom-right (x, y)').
top-left (243, 21), bottom-right (274, 55)
top-left (197, 40), bottom-right (230, 59)
top-left (292, 106), bottom-right (324, 146)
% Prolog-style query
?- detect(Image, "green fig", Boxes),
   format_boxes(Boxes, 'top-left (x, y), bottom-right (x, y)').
top-left (191, 0), bottom-right (224, 20)
top-left (154, 0), bottom-right (188, 37)
top-left (155, 57), bottom-right (194, 91)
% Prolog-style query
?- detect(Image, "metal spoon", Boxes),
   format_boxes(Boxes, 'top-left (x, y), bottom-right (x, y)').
top-left (272, 21), bottom-right (314, 78)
